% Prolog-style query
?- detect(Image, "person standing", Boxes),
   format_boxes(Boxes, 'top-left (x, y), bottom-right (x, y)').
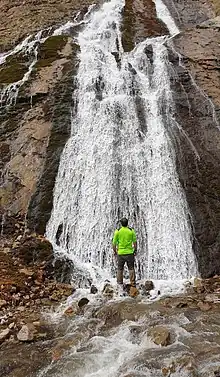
top-left (112, 218), bottom-right (137, 287)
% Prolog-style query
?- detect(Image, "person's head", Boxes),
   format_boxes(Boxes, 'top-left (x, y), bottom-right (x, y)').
top-left (120, 217), bottom-right (128, 227)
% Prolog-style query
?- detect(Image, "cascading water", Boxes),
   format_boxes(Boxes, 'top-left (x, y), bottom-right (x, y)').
top-left (0, 7), bottom-right (95, 107)
top-left (46, 0), bottom-right (197, 281)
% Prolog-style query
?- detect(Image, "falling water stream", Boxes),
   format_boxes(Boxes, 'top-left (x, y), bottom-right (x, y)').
top-left (1, 0), bottom-right (212, 376)
top-left (46, 0), bottom-right (197, 282)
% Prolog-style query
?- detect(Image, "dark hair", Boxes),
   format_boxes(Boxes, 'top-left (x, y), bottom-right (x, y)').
top-left (120, 218), bottom-right (128, 227)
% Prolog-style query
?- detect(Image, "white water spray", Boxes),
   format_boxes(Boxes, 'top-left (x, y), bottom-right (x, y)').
top-left (46, 0), bottom-right (197, 281)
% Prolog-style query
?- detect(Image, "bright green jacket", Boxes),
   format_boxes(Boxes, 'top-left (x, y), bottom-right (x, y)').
top-left (112, 227), bottom-right (137, 255)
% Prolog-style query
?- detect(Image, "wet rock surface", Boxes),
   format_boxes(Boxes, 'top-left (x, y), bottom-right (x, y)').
top-left (0, 0), bottom-right (97, 52)
top-left (0, 36), bottom-right (75, 232)
top-left (1, 232), bottom-right (220, 377)
top-left (0, 276), bottom-right (218, 377)
top-left (122, 0), bottom-right (168, 51)
top-left (170, 12), bottom-right (220, 277)
top-left (163, 0), bottom-right (215, 29)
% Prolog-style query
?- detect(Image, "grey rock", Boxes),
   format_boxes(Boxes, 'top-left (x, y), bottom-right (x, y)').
top-left (0, 328), bottom-right (10, 342)
top-left (17, 324), bottom-right (34, 342)
top-left (90, 285), bottom-right (98, 294)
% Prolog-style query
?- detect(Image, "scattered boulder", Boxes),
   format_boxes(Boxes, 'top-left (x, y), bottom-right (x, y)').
top-left (78, 298), bottom-right (89, 308)
top-left (148, 326), bottom-right (171, 346)
top-left (102, 283), bottom-right (114, 298)
top-left (90, 285), bottom-right (98, 294)
top-left (197, 301), bottom-right (212, 311)
top-left (15, 235), bottom-right (53, 265)
top-left (0, 328), bottom-right (10, 343)
top-left (17, 324), bottom-right (35, 342)
top-left (45, 255), bottom-right (74, 284)
top-left (55, 283), bottom-right (75, 297)
top-left (193, 277), bottom-right (205, 293)
top-left (144, 280), bottom-right (154, 291)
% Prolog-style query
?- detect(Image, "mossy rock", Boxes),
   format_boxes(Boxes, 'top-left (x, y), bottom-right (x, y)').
top-left (5, 52), bottom-right (30, 65)
top-left (36, 35), bottom-right (69, 68)
top-left (0, 62), bottom-right (27, 84)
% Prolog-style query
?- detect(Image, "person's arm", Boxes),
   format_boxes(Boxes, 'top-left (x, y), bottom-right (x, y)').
top-left (112, 230), bottom-right (119, 256)
top-left (132, 230), bottom-right (137, 256)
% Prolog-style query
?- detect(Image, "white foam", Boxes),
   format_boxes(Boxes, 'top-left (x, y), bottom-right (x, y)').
top-left (47, 0), bottom-right (197, 280)
top-left (154, 0), bottom-right (180, 36)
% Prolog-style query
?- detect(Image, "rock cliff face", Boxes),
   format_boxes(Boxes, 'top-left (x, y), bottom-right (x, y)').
top-left (122, 0), bottom-right (167, 51)
top-left (0, 35), bottom-right (77, 233)
top-left (1, 0), bottom-right (220, 277)
top-left (168, 0), bottom-right (220, 277)
top-left (0, 0), bottom-right (96, 52)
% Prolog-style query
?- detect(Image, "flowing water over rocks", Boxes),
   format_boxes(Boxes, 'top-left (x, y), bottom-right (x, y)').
top-left (46, 0), bottom-right (197, 281)
top-left (1, 0), bottom-right (220, 376)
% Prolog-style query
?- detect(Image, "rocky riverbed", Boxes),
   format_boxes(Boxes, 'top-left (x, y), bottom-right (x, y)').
top-left (1, 223), bottom-right (220, 377)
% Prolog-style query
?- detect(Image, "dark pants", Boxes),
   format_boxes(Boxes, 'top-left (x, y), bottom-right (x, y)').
top-left (117, 254), bottom-right (136, 287)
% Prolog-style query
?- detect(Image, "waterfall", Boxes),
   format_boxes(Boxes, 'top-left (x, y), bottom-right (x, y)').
top-left (46, 0), bottom-right (197, 280)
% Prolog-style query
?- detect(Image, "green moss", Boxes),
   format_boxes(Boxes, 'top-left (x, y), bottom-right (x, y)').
top-left (5, 52), bottom-right (30, 65)
top-left (0, 62), bottom-right (27, 84)
top-left (36, 35), bottom-right (68, 68)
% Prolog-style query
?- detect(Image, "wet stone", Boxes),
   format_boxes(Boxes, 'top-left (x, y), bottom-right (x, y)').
top-left (90, 285), bottom-right (98, 294)
top-left (102, 283), bottom-right (114, 297)
top-left (148, 326), bottom-right (171, 346)
top-left (78, 298), bottom-right (89, 308)
top-left (144, 280), bottom-right (154, 291)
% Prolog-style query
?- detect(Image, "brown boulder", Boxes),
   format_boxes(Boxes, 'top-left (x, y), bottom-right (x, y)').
top-left (0, 299), bottom-right (7, 309)
top-left (148, 326), bottom-right (171, 346)
top-left (15, 235), bottom-right (53, 265)
top-left (55, 283), bottom-right (75, 297)
top-left (17, 324), bottom-right (35, 342)
top-left (144, 280), bottom-right (154, 291)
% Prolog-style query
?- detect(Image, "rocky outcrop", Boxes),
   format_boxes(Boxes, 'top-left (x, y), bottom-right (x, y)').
top-left (168, 12), bottom-right (220, 277)
top-left (1, 0), bottom-right (220, 279)
top-left (163, 0), bottom-right (215, 29)
top-left (0, 35), bottom-right (78, 233)
top-left (122, 0), bottom-right (168, 51)
top-left (0, 0), bottom-right (96, 52)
